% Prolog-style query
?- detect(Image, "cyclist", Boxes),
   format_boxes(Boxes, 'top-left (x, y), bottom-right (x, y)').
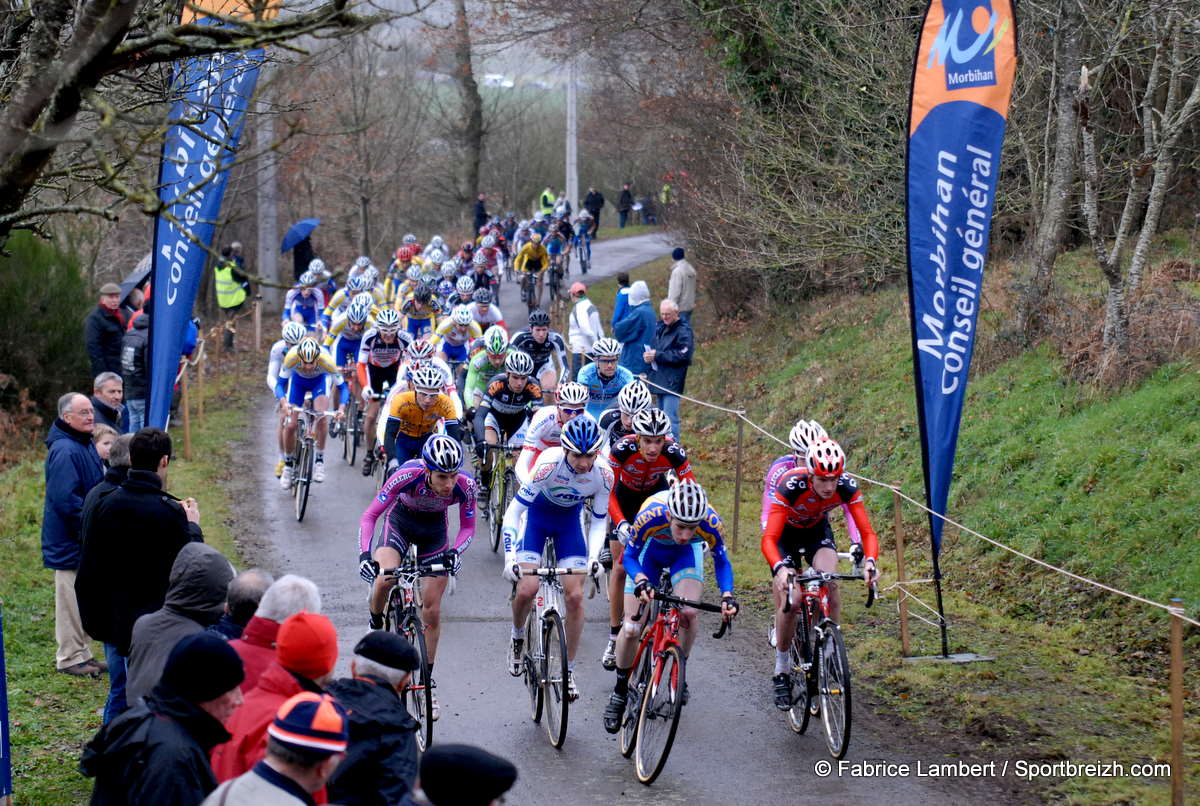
top-left (452, 275), bottom-right (475, 308)
top-left (472, 350), bottom-right (543, 501)
top-left (510, 309), bottom-right (567, 402)
top-left (468, 287), bottom-right (506, 330)
top-left (469, 252), bottom-right (499, 303)
top-left (576, 337), bottom-right (633, 419)
top-left (501, 415), bottom-right (612, 701)
top-left (357, 434), bottom-right (475, 721)
top-left (322, 274), bottom-right (382, 329)
top-left (515, 380), bottom-right (588, 485)
top-left (513, 232), bottom-right (548, 309)
top-left (397, 285), bottom-right (438, 341)
top-left (282, 267), bottom-right (327, 333)
top-left (382, 365), bottom-right (461, 470)
top-left (543, 223), bottom-right (567, 290)
top-left (267, 321), bottom-right (308, 478)
top-left (457, 240), bottom-right (475, 265)
top-left (421, 235), bottom-right (446, 261)
top-left (277, 337), bottom-right (347, 487)
top-left (761, 438), bottom-right (879, 710)
top-left (598, 380), bottom-right (652, 455)
top-left (396, 338), bottom-right (461, 417)
top-left (325, 299), bottom-right (374, 366)
top-left (601, 479), bottom-right (738, 732)
top-left (600, 408), bottom-right (696, 670)
top-left (463, 325), bottom-right (510, 412)
top-left (572, 211), bottom-right (593, 270)
top-left (356, 308), bottom-right (410, 476)
top-left (431, 305), bottom-right (482, 370)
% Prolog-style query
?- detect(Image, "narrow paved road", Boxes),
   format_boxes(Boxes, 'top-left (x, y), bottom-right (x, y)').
top-left (247, 232), bottom-right (1025, 803)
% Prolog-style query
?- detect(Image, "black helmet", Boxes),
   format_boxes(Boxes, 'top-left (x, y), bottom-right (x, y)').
top-left (528, 309), bottom-right (551, 327)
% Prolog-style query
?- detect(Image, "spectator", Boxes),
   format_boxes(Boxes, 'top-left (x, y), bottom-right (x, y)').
top-left (293, 236), bottom-right (314, 283)
top-left (121, 313), bottom-right (149, 433)
top-left (617, 183), bottom-right (633, 229)
top-left (230, 575), bottom-right (322, 693)
top-left (85, 282), bottom-right (126, 376)
top-left (216, 245), bottom-right (249, 351)
top-left (567, 282), bottom-right (604, 381)
top-left (644, 299), bottom-right (694, 442)
top-left (229, 242), bottom-right (250, 289)
top-left (91, 372), bottom-right (124, 431)
top-left (659, 181), bottom-right (672, 224)
top-left (612, 280), bottom-right (655, 378)
top-left (667, 247), bottom-right (697, 325)
top-left (77, 427), bottom-right (203, 720)
top-left (212, 569), bottom-right (275, 641)
top-left (583, 186), bottom-right (605, 234)
top-left (80, 632), bottom-right (245, 806)
top-left (538, 185), bottom-right (556, 217)
top-left (122, 286), bottom-right (145, 323)
top-left (325, 631), bottom-right (421, 805)
top-left (639, 194), bottom-right (657, 225)
top-left (399, 744), bottom-right (517, 806)
top-left (554, 190), bottom-right (571, 219)
top-left (203, 692), bottom-right (349, 806)
top-left (611, 271), bottom-right (631, 329)
top-left (43, 392), bottom-right (105, 678)
top-left (211, 611), bottom-right (339, 783)
top-left (473, 193), bottom-right (489, 233)
top-left (125, 542), bottom-right (235, 704)
top-left (92, 424), bottom-right (119, 465)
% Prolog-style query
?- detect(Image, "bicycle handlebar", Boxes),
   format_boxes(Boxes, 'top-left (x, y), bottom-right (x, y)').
top-left (782, 570), bottom-right (877, 613)
top-left (380, 563), bottom-right (446, 577)
top-left (632, 593), bottom-right (733, 640)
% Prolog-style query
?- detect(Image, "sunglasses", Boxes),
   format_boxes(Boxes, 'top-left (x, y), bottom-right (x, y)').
top-left (559, 407), bottom-right (585, 416)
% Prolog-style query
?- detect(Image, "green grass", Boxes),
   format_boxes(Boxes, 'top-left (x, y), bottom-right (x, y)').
top-left (594, 223), bottom-right (660, 242)
top-left (584, 245), bottom-right (1200, 804)
top-left (0, 361), bottom-right (256, 804)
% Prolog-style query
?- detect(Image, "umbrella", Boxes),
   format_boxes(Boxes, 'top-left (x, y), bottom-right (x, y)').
top-left (119, 252), bottom-right (152, 305)
top-left (281, 218), bottom-right (321, 254)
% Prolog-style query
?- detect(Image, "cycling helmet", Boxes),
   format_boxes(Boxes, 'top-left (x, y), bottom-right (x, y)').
top-left (560, 414), bottom-right (604, 455)
top-left (631, 407), bottom-right (671, 437)
top-left (407, 338), bottom-right (435, 361)
top-left (481, 234), bottom-right (496, 249)
top-left (556, 381), bottom-right (588, 407)
top-left (441, 264), bottom-right (457, 280)
top-left (533, 212), bottom-right (545, 222)
top-left (410, 365), bottom-right (445, 392)
top-left (351, 292), bottom-right (374, 309)
top-left (577, 210), bottom-right (592, 220)
top-left (421, 434), bottom-right (464, 473)
top-left (307, 258), bottom-right (326, 275)
top-left (347, 275), bottom-right (368, 293)
top-left (472, 251), bottom-right (488, 267)
top-left (590, 337), bottom-right (621, 360)
top-left (531, 232), bottom-right (542, 242)
top-left (427, 248), bottom-right (445, 265)
top-left (363, 266), bottom-right (379, 286)
top-left (806, 438), bottom-right (846, 478)
top-left (528, 309), bottom-right (551, 327)
top-left (461, 241), bottom-right (474, 253)
top-left (354, 255), bottom-right (371, 269)
top-left (296, 337), bottom-right (320, 363)
top-left (298, 270), bottom-right (317, 287)
top-left (518, 219), bottom-right (530, 229)
top-left (617, 381), bottom-right (652, 415)
top-left (374, 308), bottom-right (401, 331)
top-left (430, 235), bottom-right (444, 249)
top-left (413, 286), bottom-right (434, 306)
top-left (281, 320), bottom-right (307, 345)
top-left (451, 305), bottom-right (474, 326)
top-left (406, 266), bottom-right (421, 281)
top-left (478, 226), bottom-right (490, 236)
top-left (455, 275), bottom-right (475, 294)
top-left (437, 279), bottom-right (455, 299)
top-left (484, 326), bottom-right (510, 355)
top-left (346, 301), bottom-right (371, 324)
top-left (504, 350), bottom-right (534, 376)
top-left (402, 233), bottom-right (417, 245)
top-left (472, 287), bottom-right (492, 304)
top-left (788, 419), bottom-right (828, 456)
top-left (667, 479), bottom-right (709, 523)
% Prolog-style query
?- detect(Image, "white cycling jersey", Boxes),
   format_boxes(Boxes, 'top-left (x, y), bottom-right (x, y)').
top-left (501, 446), bottom-right (612, 565)
top-left (516, 405), bottom-right (566, 485)
top-left (266, 339), bottom-right (288, 393)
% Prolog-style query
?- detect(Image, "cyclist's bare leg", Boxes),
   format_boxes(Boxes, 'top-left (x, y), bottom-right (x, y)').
top-left (672, 578), bottom-right (703, 657)
top-left (369, 545), bottom-right (402, 617)
top-left (313, 393), bottom-right (330, 450)
top-left (363, 398), bottom-right (382, 451)
top-left (607, 541), bottom-right (625, 632)
top-left (511, 561), bottom-right (540, 631)
top-left (562, 573), bottom-right (585, 662)
top-left (811, 546), bottom-right (841, 623)
top-left (483, 426), bottom-right (500, 488)
top-left (614, 591), bottom-right (647, 669)
top-left (276, 401), bottom-right (287, 455)
top-left (420, 575), bottom-right (448, 664)
top-left (538, 367), bottom-right (557, 405)
top-left (282, 407), bottom-right (298, 454)
top-left (772, 563), bottom-right (799, 652)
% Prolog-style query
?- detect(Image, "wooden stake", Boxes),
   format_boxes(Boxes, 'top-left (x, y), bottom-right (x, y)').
top-left (180, 366), bottom-right (192, 460)
top-left (1170, 598), bottom-right (1184, 806)
top-left (732, 417), bottom-right (744, 553)
top-left (894, 485), bottom-right (911, 657)
top-left (254, 298), bottom-right (262, 351)
top-left (196, 352), bottom-right (205, 421)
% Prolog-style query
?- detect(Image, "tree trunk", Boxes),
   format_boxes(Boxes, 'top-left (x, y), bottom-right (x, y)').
top-left (451, 0), bottom-right (483, 209)
top-left (360, 195), bottom-right (370, 257)
top-left (1101, 273), bottom-right (1128, 355)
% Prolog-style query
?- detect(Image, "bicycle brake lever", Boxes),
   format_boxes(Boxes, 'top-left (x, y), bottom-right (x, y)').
top-left (712, 618), bottom-right (731, 639)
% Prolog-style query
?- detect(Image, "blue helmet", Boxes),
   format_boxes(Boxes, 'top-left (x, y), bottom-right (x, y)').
top-left (560, 414), bottom-right (603, 455)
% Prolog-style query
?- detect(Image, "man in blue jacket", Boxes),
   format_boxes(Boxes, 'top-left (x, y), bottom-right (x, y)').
top-left (644, 299), bottom-right (693, 442)
top-left (43, 392), bottom-right (105, 677)
top-left (612, 280), bottom-right (655, 378)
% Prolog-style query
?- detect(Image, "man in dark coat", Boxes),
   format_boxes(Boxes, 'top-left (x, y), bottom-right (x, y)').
top-left (121, 314), bottom-right (149, 432)
top-left (644, 299), bottom-right (694, 442)
top-left (85, 283), bottom-right (126, 376)
top-left (80, 632), bottom-right (245, 806)
top-left (126, 542), bottom-right (235, 704)
top-left (326, 631), bottom-right (422, 806)
top-left (472, 193), bottom-right (489, 233)
top-left (583, 186), bottom-right (605, 235)
top-left (617, 183), bottom-right (634, 229)
top-left (43, 392), bottom-right (105, 677)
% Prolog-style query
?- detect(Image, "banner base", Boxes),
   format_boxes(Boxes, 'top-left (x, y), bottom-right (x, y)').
top-left (904, 652), bottom-right (994, 664)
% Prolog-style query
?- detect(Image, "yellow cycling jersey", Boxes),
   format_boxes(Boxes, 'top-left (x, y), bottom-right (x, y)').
top-left (386, 391), bottom-right (458, 438)
top-left (281, 345), bottom-right (340, 378)
top-left (513, 242), bottom-right (548, 274)
top-left (432, 317), bottom-right (482, 349)
top-left (323, 286), bottom-right (385, 319)
top-left (323, 313), bottom-right (375, 346)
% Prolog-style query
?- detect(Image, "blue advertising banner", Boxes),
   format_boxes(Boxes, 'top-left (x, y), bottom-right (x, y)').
top-left (0, 606), bottom-right (11, 797)
top-left (905, 0), bottom-right (1017, 558)
top-left (149, 27), bottom-right (263, 429)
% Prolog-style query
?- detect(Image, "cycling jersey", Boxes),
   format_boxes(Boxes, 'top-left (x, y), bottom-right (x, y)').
top-left (468, 270), bottom-right (497, 294)
top-left (516, 405), bottom-right (568, 484)
top-left (576, 362), bottom-right (634, 419)
top-left (382, 391), bottom-right (461, 465)
top-left (358, 459), bottom-right (475, 559)
top-left (544, 234), bottom-right (565, 257)
top-left (469, 301), bottom-right (505, 330)
top-left (759, 454), bottom-right (862, 545)
top-left (607, 436), bottom-right (695, 525)
top-left (622, 490), bottom-right (734, 593)
top-left (501, 446), bottom-right (613, 567)
top-left (432, 318), bottom-right (482, 350)
top-left (473, 375), bottom-right (542, 444)
top-left (464, 352), bottom-right (506, 407)
top-left (266, 339), bottom-right (289, 394)
top-left (397, 297), bottom-right (437, 340)
top-left (282, 288), bottom-right (326, 328)
top-left (325, 314), bottom-right (372, 368)
top-left (761, 467), bottom-right (879, 568)
top-left (513, 242), bottom-right (548, 274)
top-left (509, 329), bottom-right (567, 377)
top-left (356, 329), bottom-right (410, 392)
top-left (597, 408), bottom-right (633, 456)
top-left (322, 286), bottom-right (385, 327)
top-left (276, 344), bottom-right (348, 407)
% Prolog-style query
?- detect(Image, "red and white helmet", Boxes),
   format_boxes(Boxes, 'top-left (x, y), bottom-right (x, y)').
top-left (806, 438), bottom-right (845, 478)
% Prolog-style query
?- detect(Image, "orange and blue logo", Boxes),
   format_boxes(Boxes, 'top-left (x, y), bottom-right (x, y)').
top-left (924, 1), bottom-right (1012, 90)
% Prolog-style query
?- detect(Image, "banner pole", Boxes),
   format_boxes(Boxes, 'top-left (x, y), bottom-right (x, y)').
top-left (0, 604), bottom-right (12, 805)
top-left (1170, 598), bottom-right (1184, 806)
top-left (732, 417), bottom-right (744, 553)
top-left (197, 351), bottom-right (205, 421)
top-left (181, 366), bottom-right (193, 460)
top-left (893, 485), bottom-right (911, 657)
top-left (932, 549), bottom-right (949, 657)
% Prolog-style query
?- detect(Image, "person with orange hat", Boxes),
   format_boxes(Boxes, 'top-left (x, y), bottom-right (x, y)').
top-left (211, 611), bottom-right (339, 785)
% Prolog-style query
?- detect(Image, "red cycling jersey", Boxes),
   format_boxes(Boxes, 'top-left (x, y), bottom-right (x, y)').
top-left (606, 437), bottom-right (695, 523)
top-left (760, 466), bottom-right (878, 567)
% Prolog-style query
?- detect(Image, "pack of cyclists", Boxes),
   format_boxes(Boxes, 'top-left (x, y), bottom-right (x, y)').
top-left (269, 232), bottom-right (880, 737)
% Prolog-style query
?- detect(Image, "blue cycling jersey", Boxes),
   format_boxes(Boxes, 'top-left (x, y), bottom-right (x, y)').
top-left (623, 491), bottom-right (735, 593)
top-left (576, 362), bottom-right (633, 419)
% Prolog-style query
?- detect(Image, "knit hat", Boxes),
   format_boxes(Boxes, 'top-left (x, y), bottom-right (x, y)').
top-left (354, 630), bottom-right (419, 672)
top-left (276, 611), bottom-right (338, 680)
top-left (267, 692), bottom-right (349, 755)
top-left (161, 632), bottom-right (244, 703)
top-left (420, 744), bottom-right (518, 805)
top-left (672, 247), bottom-right (685, 260)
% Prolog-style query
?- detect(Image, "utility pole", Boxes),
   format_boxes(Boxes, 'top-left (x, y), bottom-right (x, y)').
top-left (256, 73), bottom-right (280, 309)
top-left (565, 57), bottom-right (578, 215)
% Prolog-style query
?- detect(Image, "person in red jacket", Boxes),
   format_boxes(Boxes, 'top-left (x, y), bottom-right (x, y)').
top-left (228, 575), bottom-right (322, 693)
top-left (211, 611), bottom-right (338, 789)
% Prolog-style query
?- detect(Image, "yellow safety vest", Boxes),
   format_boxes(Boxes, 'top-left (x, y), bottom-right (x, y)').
top-left (214, 261), bottom-right (247, 309)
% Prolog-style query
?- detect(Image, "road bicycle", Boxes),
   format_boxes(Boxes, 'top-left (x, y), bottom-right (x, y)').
top-left (547, 256), bottom-right (564, 304)
top-left (287, 395), bottom-right (336, 522)
top-left (520, 269), bottom-right (540, 313)
top-left (619, 572), bottom-right (731, 784)
top-left (381, 544), bottom-right (447, 752)
top-left (780, 552), bottom-right (876, 759)
top-left (573, 233), bottom-right (592, 274)
top-left (340, 366), bottom-right (364, 467)
top-left (482, 431), bottom-right (521, 552)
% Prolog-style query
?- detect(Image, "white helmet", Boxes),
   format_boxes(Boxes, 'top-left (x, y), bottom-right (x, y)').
top-left (410, 365), bottom-right (444, 392)
top-left (307, 258), bottom-right (326, 274)
top-left (451, 305), bottom-right (473, 326)
top-left (281, 321), bottom-right (307, 345)
top-left (455, 276), bottom-right (474, 294)
top-left (430, 235), bottom-right (445, 249)
top-left (481, 234), bottom-right (496, 249)
top-left (631, 407), bottom-right (671, 437)
top-left (374, 308), bottom-right (401, 331)
top-left (788, 419), bottom-right (828, 457)
top-left (402, 233), bottom-right (417, 245)
top-left (618, 381), bottom-right (652, 415)
top-left (351, 292), bottom-right (375, 309)
top-left (667, 479), bottom-right (709, 523)
top-left (504, 350), bottom-right (534, 376)
top-left (346, 301), bottom-right (371, 324)
top-left (427, 248), bottom-right (445, 265)
top-left (556, 381), bottom-right (588, 407)
top-left (296, 337), bottom-right (320, 364)
top-left (406, 266), bottom-right (421, 281)
top-left (354, 255), bottom-right (371, 269)
top-left (590, 337), bottom-right (621, 360)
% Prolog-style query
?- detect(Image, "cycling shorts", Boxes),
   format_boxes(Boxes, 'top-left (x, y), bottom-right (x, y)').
top-left (332, 334), bottom-right (362, 368)
top-left (623, 539), bottom-right (704, 593)
top-left (289, 305), bottom-right (319, 328)
top-left (441, 341), bottom-right (468, 363)
top-left (406, 317), bottom-right (433, 340)
top-left (381, 505), bottom-right (450, 575)
top-left (516, 499), bottom-right (587, 568)
top-left (367, 363), bottom-right (399, 395)
top-left (286, 373), bottom-right (332, 407)
top-left (392, 432), bottom-right (430, 467)
top-left (483, 412), bottom-right (528, 447)
top-left (780, 520), bottom-right (837, 568)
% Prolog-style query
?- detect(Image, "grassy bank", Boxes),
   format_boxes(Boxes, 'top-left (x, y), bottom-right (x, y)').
top-left (584, 249), bottom-right (1199, 804)
top-left (0, 360), bottom-right (256, 804)
top-left (594, 223), bottom-right (659, 242)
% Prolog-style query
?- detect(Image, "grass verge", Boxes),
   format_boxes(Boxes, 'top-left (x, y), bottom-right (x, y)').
top-left (594, 223), bottom-right (660, 242)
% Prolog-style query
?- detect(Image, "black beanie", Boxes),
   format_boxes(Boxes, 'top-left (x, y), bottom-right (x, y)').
top-left (672, 247), bottom-right (685, 260)
top-left (161, 632), bottom-right (245, 703)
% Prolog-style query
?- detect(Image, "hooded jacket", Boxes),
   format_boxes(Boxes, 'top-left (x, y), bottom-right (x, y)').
top-left (325, 675), bottom-right (419, 806)
top-left (125, 543), bottom-right (233, 703)
top-left (41, 419), bottom-right (104, 570)
top-left (121, 315), bottom-right (150, 400)
top-left (80, 681), bottom-right (230, 806)
top-left (612, 281), bottom-right (656, 377)
top-left (229, 615), bottom-right (280, 693)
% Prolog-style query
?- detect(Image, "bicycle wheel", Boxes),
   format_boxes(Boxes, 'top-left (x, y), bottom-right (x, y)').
top-left (487, 454), bottom-right (503, 552)
top-left (818, 623), bottom-right (852, 759)
top-left (294, 442), bottom-right (311, 522)
top-left (620, 638), bottom-right (653, 758)
top-left (523, 606), bottom-right (543, 722)
top-left (635, 644), bottom-right (685, 785)
top-left (541, 610), bottom-right (569, 748)
top-left (787, 610), bottom-right (814, 734)
top-left (347, 398), bottom-right (360, 466)
top-left (404, 618), bottom-right (435, 752)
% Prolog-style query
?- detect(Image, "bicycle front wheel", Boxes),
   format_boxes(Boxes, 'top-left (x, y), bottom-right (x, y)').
top-left (294, 442), bottom-right (311, 522)
top-left (347, 398), bottom-right (360, 466)
top-left (541, 610), bottom-right (569, 748)
top-left (787, 613), bottom-right (814, 734)
top-left (818, 624), bottom-right (852, 759)
top-left (620, 638), bottom-right (653, 758)
top-left (524, 606), bottom-right (543, 722)
top-left (635, 645), bottom-right (685, 784)
top-left (487, 456), bottom-right (503, 552)
top-left (404, 620), bottom-right (435, 752)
